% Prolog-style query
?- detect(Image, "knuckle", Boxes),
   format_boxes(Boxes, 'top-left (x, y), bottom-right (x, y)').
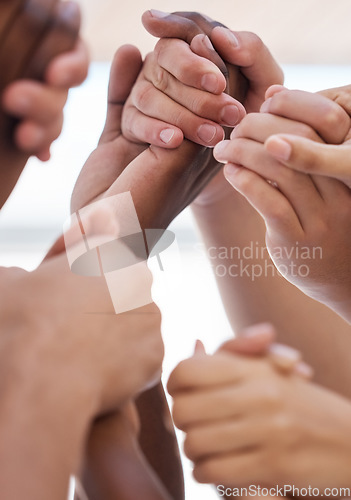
top-left (295, 122), bottom-right (317, 141)
top-left (133, 81), bottom-right (154, 112)
top-left (272, 413), bottom-right (295, 441)
top-left (153, 66), bottom-right (169, 93)
top-left (183, 431), bottom-right (201, 460)
top-left (193, 459), bottom-right (221, 485)
top-left (257, 380), bottom-right (282, 410)
top-left (323, 105), bottom-right (348, 137)
top-left (171, 398), bottom-right (189, 429)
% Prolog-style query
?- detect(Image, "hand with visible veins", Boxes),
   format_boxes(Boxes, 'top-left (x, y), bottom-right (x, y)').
top-left (213, 85), bottom-right (351, 322)
top-left (168, 324), bottom-right (351, 491)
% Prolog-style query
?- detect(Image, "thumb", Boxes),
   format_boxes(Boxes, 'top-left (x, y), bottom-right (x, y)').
top-left (99, 44), bottom-right (143, 144)
top-left (218, 323), bottom-right (276, 356)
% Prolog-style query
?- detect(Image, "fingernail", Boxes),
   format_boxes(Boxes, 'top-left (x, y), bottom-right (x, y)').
top-left (215, 27), bottom-right (239, 47)
top-left (202, 35), bottom-right (214, 51)
top-left (266, 137), bottom-right (292, 161)
top-left (269, 343), bottom-right (302, 369)
top-left (242, 323), bottom-right (275, 338)
top-left (149, 9), bottom-right (169, 18)
top-left (197, 124), bottom-right (217, 144)
top-left (221, 105), bottom-right (240, 126)
top-left (201, 73), bottom-right (220, 93)
top-left (160, 128), bottom-right (175, 144)
top-left (295, 362), bottom-right (314, 380)
top-left (260, 97), bottom-right (272, 113)
top-left (213, 140), bottom-right (229, 159)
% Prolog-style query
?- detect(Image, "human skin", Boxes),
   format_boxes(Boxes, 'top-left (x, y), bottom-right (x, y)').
top-left (264, 84), bottom-right (351, 187)
top-left (119, 10), bottom-right (351, 391)
top-left (214, 85), bottom-right (351, 322)
top-left (168, 337), bottom-right (351, 491)
top-left (0, 31), bottom-right (166, 499)
top-left (0, 221), bottom-right (164, 500)
top-left (113, 12), bottom-right (351, 496)
top-left (0, 1), bottom-right (89, 208)
top-left (70, 14), bottom-right (319, 500)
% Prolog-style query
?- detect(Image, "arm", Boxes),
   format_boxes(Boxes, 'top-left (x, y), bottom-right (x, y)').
top-left (0, 206), bottom-right (163, 499)
top-left (214, 86), bottom-right (351, 322)
top-left (120, 12), bottom-right (351, 398)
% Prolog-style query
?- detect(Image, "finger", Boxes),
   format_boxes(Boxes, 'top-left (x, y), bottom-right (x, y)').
top-left (264, 134), bottom-right (351, 185)
top-left (193, 448), bottom-right (265, 486)
top-left (142, 51), bottom-right (244, 125)
top-left (2, 80), bottom-right (67, 123)
top-left (218, 323), bottom-right (276, 356)
top-left (171, 382), bottom-right (274, 430)
top-left (128, 79), bottom-right (225, 147)
top-left (190, 34), bottom-right (249, 103)
top-left (143, 10), bottom-right (209, 44)
top-left (142, 10), bottom-right (229, 77)
top-left (36, 147), bottom-right (51, 162)
top-left (268, 343), bottom-right (302, 372)
top-left (294, 361), bottom-right (314, 380)
top-left (210, 28), bottom-right (284, 97)
top-left (260, 89), bottom-right (351, 144)
top-left (45, 38), bottom-right (89, 88)
top-left (122, 103), bottom-right (183, 148)
top-left (15, 115), bottom-right (63, 155)
top-left (99, 45), bottom-right (143, 145)
top-left (223, 163), bottom-right (303, 236)
top-left (153, 38), bottom-right (226, 94)
top-left (230, 112), bottom-right (322, 143)
top-left (168, 352), bottom-right (254, 396)
top-left (171, 12), bottom-right (230, 76)
top-left (215, 139), bottom-right (324, 229)
top-left (184, 418), bottom-right (265, 461)
top-left (318, 84), bottom-right (351, 116)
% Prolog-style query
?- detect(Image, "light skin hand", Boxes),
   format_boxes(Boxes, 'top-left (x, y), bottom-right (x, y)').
top-left (213, 86), bottom-right (351, 322)
top-left (265, 84), bottom-right (351, 186)
top-left (121, 33), bottom-right (246, 148)
top-left (1, 38), bottom-right (89, 161)
top-left (0, 206), bottom-right (163, 500)
top-left (168, 338), bottom-right (351, 491)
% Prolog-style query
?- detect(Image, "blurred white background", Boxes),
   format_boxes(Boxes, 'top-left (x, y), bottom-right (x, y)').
top-left (1, 1), bottom-right (351, 498)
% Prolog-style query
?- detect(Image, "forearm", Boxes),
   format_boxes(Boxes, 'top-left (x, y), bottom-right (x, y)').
top-left (192, 177), bottom-right (351, 397)
top-left (0, 377), bottom-right (92, 500)
top-left (136, 383), bottom-right (185, 500)
top-left (80, 405), bottom-right (172, 500)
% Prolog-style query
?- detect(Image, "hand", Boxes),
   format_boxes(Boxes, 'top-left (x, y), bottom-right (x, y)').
top-left (71, 44), bottom-right (231, 231)
top-left (214, 86), bottom-right (351, 321)
top-left (264, 84), bottom-right (351, 187)
top-left (2, 37), bottom-right (89, 161)
top-left (121, 30), bottom-right (246, 148)
top-left (139, 10), bottom-right (283, 206)
top-left (0, 206), bottom-right (163, 441)
top-left (216, 322), bottom-right (312, 379)
top-left (168, 335), bottom-right (351, 491)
